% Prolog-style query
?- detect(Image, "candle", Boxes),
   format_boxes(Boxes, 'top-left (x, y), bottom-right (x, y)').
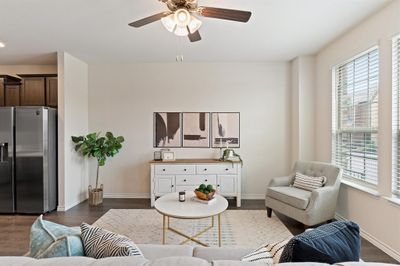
top-left (179, 191), bottom-right (186, 202)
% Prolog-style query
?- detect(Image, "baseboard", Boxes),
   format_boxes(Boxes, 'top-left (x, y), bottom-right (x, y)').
top-left (242, 194), bottom-right (265, 200)
top-left (335, 213), bottom-right (400, 262)
top-left (57, 197), bottom-right (87, 212)
top-left (104, 193), bottom-right (151, 199)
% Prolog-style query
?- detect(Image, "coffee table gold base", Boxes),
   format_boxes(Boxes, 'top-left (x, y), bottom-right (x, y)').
top-left (162, 214), bottom-right (222, 247)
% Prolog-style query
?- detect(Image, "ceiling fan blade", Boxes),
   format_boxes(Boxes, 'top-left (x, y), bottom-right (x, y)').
top-left (188, 30), bottom-right (202, 42)
top-left (197, 7), bottom-right (251, 23)
top-left (129, 11), bottom-right (172, 28)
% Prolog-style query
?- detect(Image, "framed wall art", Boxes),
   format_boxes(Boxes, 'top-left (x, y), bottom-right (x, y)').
top-left (211, 112), bottom-right (240, 148)
top-left (182, 112), bottom-right (210, 148)
top-left (154, 112), bottom-right (182, 148)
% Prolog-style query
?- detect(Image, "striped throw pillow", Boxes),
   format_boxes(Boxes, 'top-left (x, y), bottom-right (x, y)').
top-left (241, 238), bottom-right (290, 264)
top-left (80, 223), bottom-right (143, 259)
top-left (292, 172), bottom-right (327, 191)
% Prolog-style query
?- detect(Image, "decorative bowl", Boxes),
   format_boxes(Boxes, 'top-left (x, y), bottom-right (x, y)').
top-left (194, 189), bottom-right (215, 201)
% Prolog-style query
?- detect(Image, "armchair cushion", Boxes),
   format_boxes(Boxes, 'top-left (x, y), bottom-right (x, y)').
top-left (266, 187), bottom-right (311, 210)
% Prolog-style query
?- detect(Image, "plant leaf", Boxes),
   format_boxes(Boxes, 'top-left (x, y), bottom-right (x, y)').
top-left (106, 132), bottom-right (114, 139)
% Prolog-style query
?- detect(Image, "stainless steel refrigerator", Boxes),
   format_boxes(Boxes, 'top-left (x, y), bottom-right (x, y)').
top-left (0, 107), bottom-right (57, 214)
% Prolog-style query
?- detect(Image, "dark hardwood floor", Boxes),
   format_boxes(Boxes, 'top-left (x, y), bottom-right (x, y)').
top-left (0, 199), bottom-right (398, 264)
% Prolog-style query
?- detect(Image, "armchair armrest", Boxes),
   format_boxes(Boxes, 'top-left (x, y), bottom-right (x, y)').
top-left (306, 186), bottom-right (340, 213)
top-left (268, 175), bottom-right (293, 187)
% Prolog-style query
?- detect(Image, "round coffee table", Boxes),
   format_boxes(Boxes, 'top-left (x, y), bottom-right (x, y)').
top-left (154, 191), bottom-right (228, 247)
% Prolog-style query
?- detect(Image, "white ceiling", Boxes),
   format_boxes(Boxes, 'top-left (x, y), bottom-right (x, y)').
top-left (0, 0), bottom-right (391, 64)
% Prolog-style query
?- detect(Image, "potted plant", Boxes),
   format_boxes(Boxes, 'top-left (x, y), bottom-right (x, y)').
top-left (71, 132), bottom-right (124, 206)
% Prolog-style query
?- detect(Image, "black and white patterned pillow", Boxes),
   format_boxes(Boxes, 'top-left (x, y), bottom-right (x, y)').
top-left (80, 223), bottom-right (143, 259)
top-left (241, 238), bottom-right (290, 264)
top-left (292, 172), bottom-right (327, 191)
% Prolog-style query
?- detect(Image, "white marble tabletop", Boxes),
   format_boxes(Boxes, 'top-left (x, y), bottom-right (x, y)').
top-left (154, 191), bottom-right (228, 219)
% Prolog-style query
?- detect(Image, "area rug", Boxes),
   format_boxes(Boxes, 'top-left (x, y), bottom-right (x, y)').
top-left (93, 209), bottom-right (293, 248)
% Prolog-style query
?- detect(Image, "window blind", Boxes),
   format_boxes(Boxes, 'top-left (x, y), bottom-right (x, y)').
top-left (393, 36), bottom-right (400, 197)
top-left (332, 48), bottom-right (379, 185)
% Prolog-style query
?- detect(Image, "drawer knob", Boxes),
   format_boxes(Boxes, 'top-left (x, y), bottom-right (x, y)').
top-left (205, 179), bottom-right (208, 182)
top-left (184, 179), bottom-right (187, 182)
top-left (171, 185), bottom-right (174, 188)
top-left (217, 184), bottom-right (220, 187)
top-left (184, 169), bottom-right (187, 171)
top-left (225, 168), bottom-right (229, 171)
top-left (204, 168), bottom-right (207, 171)
top-left (163, 169), bottom-right (166, 171)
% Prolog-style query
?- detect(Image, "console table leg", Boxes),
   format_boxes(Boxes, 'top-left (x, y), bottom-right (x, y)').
top-left (218, 214), bottom-right (222, 247)
top-left (162, 215), bottom-right (166, 244)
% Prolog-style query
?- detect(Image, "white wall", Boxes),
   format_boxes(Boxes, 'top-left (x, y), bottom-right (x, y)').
top-left (291, 56), bottom-right (316, 164)
top-left (88, 63), bottom-right (292, 199)
top-left (57, 52), bottom-right (89, 211)
top-left (0, 65), bottom-right (57, 76)
top-left (315, 1), bottom-right (400, 260)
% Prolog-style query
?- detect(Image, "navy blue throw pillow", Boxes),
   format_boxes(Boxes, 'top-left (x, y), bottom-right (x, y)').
top-left (279, 221), bottom-right (360, 264)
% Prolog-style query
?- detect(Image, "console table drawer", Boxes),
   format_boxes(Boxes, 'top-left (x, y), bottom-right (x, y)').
top-left (155, 165), bottom-right (196, 175)
top-left (196, 164), bottom-right (237, 174)
top-left (176, 175), bottom-right (217, 186)
top-left (176, 185), bottom-right (197, 192)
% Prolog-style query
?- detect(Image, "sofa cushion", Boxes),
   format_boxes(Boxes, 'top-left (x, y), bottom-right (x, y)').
top-left (194, 246), bottom-right (254, 262)
top-left (0, 257), bottom-right (37, 266)
top-left (241, 238), bottom-right (290, 264)
top-left (29, 215), bottom-right (84, 258)
top-left (149, 256), bottom-right (210, 266)
top-left (279, 221), bottom-right (361, 264)
top-left (266, 187), bottom-right (311, 210)
top-left (138, 244), bottom-right (193, 260)
top-left (277, 263), bottom-right (330, 266)
top-left (88, 256), bottom-right (149, 266)
top-left (0, 256), bottom-right (149, 266)
top-left (81, 223), bottom-right (143, 259)
top-left (213, 261), bottom-right (266, 266)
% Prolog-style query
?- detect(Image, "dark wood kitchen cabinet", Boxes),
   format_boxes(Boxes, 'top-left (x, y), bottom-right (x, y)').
top-left (0, 75), bottom-right (22, 106)
top-left (18, 74), bottom-right (58, 108)
top-left (46, 77), bottom-right (58, 107)
top-left (5, 85), bottom-right (21, 106)
top-left (0, 79), bottom-right (4, 106)
top-left (20, 77), bottom-right (46, 106)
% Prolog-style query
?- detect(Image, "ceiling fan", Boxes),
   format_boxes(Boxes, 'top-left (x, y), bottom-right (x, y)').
top-left (128, 0), bottom-right (252, 42)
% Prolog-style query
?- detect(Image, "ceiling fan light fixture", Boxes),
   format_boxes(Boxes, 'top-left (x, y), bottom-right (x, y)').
top-left (173, 26), bottom-right (189, 37)
top-left (174, 9), bottom-right (191, 27)
top-left (187, 16), bottom-right (202, 34)
top-left (161, 14), bottom-right (176, 33)
top-left (161, 9), bottom-right (201, 37)
top-left (161, 15), bottom-right (189, 36)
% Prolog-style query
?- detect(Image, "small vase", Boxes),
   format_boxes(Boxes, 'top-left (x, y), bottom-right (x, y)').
top-left (88, 184), bottom-right (103, 206)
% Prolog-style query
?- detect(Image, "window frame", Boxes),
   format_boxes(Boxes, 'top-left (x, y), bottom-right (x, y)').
top-left (332, 46), bottom-right (380, 187)
top-left (392, 34), bottom-right (400, 198)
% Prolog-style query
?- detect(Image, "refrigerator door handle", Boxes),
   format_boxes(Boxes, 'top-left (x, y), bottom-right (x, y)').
top-left (0, 142), bottom-right (8, 163)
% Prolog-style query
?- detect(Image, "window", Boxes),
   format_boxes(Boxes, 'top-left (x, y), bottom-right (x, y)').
top-left (332, 48), bottom-right (379, 185)
top-left (393, 35), bottom-right (400, 197)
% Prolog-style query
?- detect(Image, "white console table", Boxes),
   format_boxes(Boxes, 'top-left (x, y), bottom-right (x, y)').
top-left (150, 159), bottom-right (242, 207)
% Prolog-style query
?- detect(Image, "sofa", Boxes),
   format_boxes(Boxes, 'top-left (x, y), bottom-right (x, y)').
top-left (0, 244), bottom-right (397, 266)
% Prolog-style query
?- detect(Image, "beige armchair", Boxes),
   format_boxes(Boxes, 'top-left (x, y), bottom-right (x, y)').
top-left (265, 161), bottom-right (342, 226)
